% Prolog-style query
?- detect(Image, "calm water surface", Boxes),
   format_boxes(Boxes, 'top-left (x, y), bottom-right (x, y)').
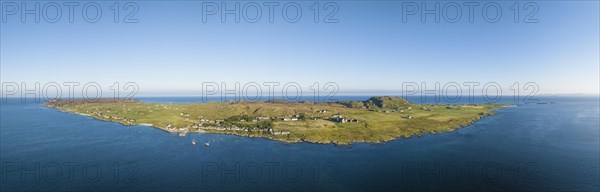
top-left (1, 96), bottom-right (598, 191)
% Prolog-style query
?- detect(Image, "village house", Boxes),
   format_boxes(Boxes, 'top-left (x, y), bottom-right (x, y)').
top-left (273, 131), bottom-right (291, 135)
top-left (165, 124), bottom-right (177, 131)
top-left (336, 115), bottom-right (359, 123)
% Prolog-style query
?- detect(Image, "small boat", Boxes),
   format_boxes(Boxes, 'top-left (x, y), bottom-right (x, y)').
top-left (192, 139), bottom-right (196, 145)
top-left (204, 142), bottom-right (210, 147)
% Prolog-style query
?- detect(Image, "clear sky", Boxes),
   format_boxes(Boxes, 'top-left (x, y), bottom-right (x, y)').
top-left (1, 1), bottom-right (599, 96)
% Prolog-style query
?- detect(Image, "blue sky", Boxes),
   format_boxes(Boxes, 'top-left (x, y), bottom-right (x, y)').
top-left (1, 1), bottom-right (599, 96)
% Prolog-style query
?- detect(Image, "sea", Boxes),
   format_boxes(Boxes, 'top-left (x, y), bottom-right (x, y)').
top-left (1, 96), bottom-right (598, 191)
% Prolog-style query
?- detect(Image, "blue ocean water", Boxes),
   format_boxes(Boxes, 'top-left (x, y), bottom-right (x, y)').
top-left (0, 96), bottom-right (598, 191)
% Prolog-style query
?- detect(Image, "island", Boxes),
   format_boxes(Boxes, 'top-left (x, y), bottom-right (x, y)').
top-left (43, 96), bottom-right (508, 144)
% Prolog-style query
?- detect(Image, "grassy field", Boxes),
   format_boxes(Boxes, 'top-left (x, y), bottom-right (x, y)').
top-left (44, 96), bottom-right (508, 144)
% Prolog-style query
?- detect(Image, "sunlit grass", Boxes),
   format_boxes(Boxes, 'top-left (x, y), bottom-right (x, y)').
top-left (44, 97), bottom-right (507, 144)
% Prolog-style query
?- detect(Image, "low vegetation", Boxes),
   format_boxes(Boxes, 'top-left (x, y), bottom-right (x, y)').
top-left (44, 96), bottom-right (508, 144)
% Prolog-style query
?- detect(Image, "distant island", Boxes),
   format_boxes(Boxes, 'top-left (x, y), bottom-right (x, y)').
top-left (44, 96), bottom-right (508, 144)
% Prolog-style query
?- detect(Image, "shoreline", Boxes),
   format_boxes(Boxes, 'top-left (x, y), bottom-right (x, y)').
top-left (43, 97), bottom-right (509, 145)
top-left (51, 106), bottom-right (504, 145)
